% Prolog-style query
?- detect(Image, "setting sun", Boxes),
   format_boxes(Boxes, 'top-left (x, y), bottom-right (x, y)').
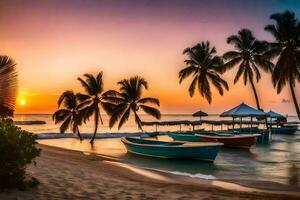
top-left (20, 99), bottom-right (26, 106)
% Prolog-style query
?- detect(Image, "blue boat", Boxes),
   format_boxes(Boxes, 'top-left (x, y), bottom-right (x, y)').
top-left (229, 127), bottom-right (260, 133)
top-left (271, 125), bottom-right (299, 135)
top-left (121, 137), bottom-right (223, 162)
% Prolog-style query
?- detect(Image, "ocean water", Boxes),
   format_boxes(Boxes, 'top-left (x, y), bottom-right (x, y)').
top-left (14, 114), bottom-right (300, 134)
top-left (15, 114), bottom-right (300, 187)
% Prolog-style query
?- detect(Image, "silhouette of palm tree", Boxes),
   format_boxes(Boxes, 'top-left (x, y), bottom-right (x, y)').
top-left (223, 29), bottom-right (273, 110)
top-left (52, 91), bottom-right (85, 140)
top-left (179, 41), bottom-right (228, 103)
top-left (264, 11), bottom-right (300, 120)
top-left (77, 72), bottom-right (114, 143)
top-left (107, 76), bottom-right (161, 130)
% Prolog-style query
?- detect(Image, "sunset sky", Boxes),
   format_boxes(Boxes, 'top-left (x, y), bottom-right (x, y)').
top-left (0, 0), bottom-right (300, 114)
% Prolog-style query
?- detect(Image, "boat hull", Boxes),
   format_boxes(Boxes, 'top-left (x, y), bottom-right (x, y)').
top-left (121, 137), bottom-right (222, 162)
top-left (168, 133), bottom-right (201, 142)
top-left (197, 135), bottom-right (259, 149)
top-left (271, 126), bottom-right (298, 135)
top-left (229, 127), bottom-right (260, 133)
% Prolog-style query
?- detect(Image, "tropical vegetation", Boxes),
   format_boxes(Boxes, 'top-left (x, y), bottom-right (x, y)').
top-left (52, 90), bottom-right (85, 140)
top-left (178, 41), bottom-right (229, 103)
top-left (77, 72), bottom-right (115, 143)
top-left (264, 11), bottom-right (300, 120)
top-left (0, 120), bottom-right (40, 189)
top-left (222, 29), bottom-right (273, 110)
top-left (0, 55), bottom-right (40, 189)
top-left (0, 56), bottom-right (18, 118)
top-left (107, 76), bottom-right (161, 130)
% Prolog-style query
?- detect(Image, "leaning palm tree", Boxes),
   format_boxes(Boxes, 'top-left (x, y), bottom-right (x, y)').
top-left (77, 72), bottom-right (114, 143)
top-left (52, 91), bottom-right (85, 140)
top-left (0, 56), bottom-right (17, 118)
top-left (222, 29), bottom-right (273, 110)
top-left (264, 11), bottom-right (300, 120)
top-left (179, 41), bottom-right (228, 103)
top-left (107, 76), bottom-right (161, 130)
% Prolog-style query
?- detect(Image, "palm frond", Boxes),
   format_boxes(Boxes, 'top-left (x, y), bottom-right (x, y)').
top-left (140, 105), bottom-right (161, 119)
top-left (101, 101), bottom-right (116, 115)
top-left (188, 76), bottom-right (198, 97)
top-left (52, 109), bottom-right (71, 122)
top-left (109, 103), bottom-right (128, 128)
top-left (137, 97), bottom-right (160, 106)
top-left (0, 56), bottom-right (17, 118)
top-left (118, 107), bottom-right (131, 129)
top-left (76, 93), bottom-right (91, 102)
top-left (234, 61), bottom-right (245, 84)
top-left (222, 57), bottom-right (242, 72)
top-left (178, 66), bottom-right (198, 84)
top-left (59, 115), bottom-right (72, 133)
top-left (223, 51), bottom-right (241, 60)
top-left (134, 111), bottom-right (142, 130)
top-left (78, 77), bottom-right (93, 95)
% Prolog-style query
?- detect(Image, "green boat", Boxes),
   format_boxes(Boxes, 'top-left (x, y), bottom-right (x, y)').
top-left (168, 130), bottom-right (213, 142)
top-left (121, 137), bottom-right (223, 162)
top-left (168, 132), bottom-right (200, 142)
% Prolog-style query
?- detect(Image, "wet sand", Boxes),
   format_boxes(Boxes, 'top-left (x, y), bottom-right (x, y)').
top-left (0, 144), bottom-right (299, 200)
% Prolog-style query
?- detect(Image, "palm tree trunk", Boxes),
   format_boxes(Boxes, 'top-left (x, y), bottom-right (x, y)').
top-left (90, 107), bottom-right (99, 144)
top-left (289, 80), bottom-right (300, 121)
top-left (249, 76), bottom-right (261, 110)
top-left (77, 129), bottom-right (83, 141)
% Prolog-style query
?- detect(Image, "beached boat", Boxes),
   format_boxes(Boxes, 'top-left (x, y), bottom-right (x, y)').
top-left (196, 134), bottom-right (260, 149)
top-left (271, 125), bottom-right (299, 135)
top-left (121, 137), bottom-right (223, 161)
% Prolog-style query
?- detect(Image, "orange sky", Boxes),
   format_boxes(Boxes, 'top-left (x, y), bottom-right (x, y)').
top-left (1, 0), bottom-right (299, 115)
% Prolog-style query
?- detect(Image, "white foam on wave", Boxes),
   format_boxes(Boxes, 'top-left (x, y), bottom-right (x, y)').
top-left (167, 171), bottom-right (216, 180)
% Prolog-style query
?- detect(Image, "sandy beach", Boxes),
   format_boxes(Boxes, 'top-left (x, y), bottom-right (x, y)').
top-left (0, 144), bottom-right (299, 200)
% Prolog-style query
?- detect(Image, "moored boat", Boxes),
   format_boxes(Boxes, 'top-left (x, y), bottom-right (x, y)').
top-left (271, 125), bottom-right (299, 135)
top-left (121, 137), bottom-right (223, 162)
top-left (168, 132), bottom-right (201, 142)
top-left (196, 134), bottom-right (260, 149)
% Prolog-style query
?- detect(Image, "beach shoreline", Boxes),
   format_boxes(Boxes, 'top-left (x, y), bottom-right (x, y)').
top-left (1, 143), bottom-right (299, 200)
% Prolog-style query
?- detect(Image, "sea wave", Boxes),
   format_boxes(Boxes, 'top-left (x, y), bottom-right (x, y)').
top-left (167, 171), bottom-right (216, 180)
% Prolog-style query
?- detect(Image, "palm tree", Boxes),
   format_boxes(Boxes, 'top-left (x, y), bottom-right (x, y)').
top-left (107, 76), bottom-right (161, 130)
top-left (0, 56), bottom-right (17, 118)
top-left (179, 41), bottom-right (228, 103)
top-left (52, 91), bottom-right (84, 140)
top-left (264, 11), bottom-right (300, 120)
top-left (77, 72), bottom-right (114, 143)
top-left (222, 29), bottom-right (273, 110)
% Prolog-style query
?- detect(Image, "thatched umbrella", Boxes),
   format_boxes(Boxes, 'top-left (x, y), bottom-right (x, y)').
top-left (192, 110), bottom-right (208, 120)
top-left (192, 110), bottom-right (208, 130)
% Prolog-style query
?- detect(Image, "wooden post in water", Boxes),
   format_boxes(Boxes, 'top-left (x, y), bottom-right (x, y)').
top-left (250, 116), bottom-right (253, 134)
top-left (240, 117), bottom-right (242, 129)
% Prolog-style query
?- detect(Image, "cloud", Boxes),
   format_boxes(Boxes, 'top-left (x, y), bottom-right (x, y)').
top-left (281, 98), bottom-right (290, 103)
